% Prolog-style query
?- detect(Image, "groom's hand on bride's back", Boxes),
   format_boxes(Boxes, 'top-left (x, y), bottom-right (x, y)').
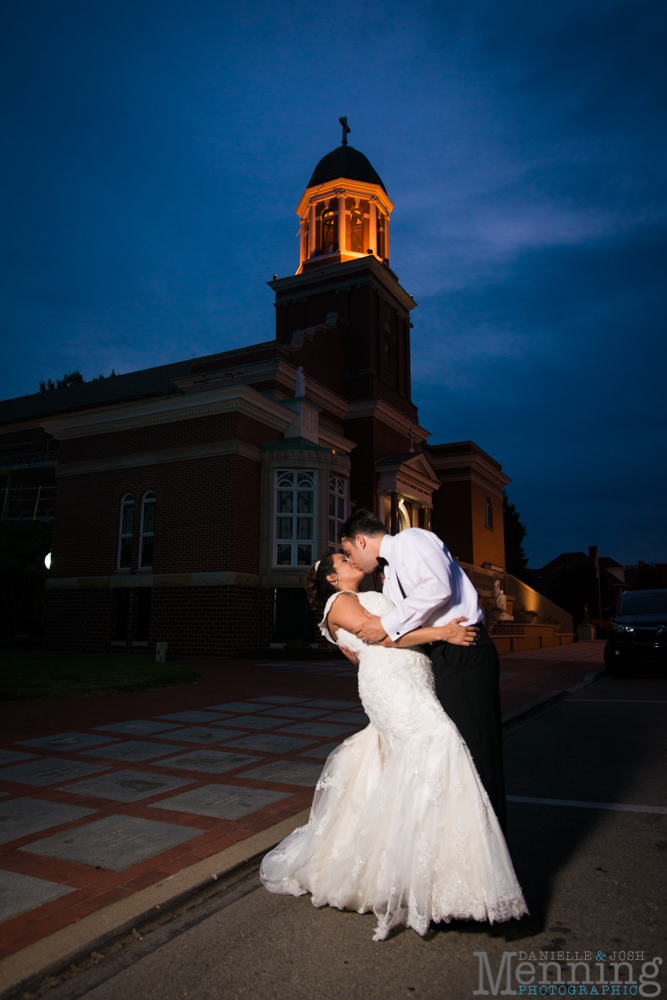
top-left (339, 646), bottom-right (360, 666)
top-left (441, 617), bottom-right (480, 646)
top-left (353, 611), bottom-right (388, 644)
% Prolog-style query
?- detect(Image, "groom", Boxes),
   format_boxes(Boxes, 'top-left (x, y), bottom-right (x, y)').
top-left (339, 508), bottom-right (507, 831)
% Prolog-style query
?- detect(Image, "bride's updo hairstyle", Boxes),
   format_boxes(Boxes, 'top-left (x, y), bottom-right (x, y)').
top-left (304, 553), bottom-right (337, 611)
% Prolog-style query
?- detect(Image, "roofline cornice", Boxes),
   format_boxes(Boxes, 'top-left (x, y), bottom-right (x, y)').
top-left (345, 397), bottom-right (429, 443)
top-left (270, 256), bottom-right (416, 314)
top-left (296, 178), bottom-right (394, 218)
top-left (427, 452), bottom-right (511, 489)
top-left (40, 384), bottom-right (295, 440)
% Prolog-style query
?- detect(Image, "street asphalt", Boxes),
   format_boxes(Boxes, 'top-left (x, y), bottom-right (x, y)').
top-left (35, 672), bottom-right (667, 1000)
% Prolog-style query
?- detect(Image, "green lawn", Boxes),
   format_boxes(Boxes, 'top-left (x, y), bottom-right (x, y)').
top-left (0, 650), bottom-right (201, 701)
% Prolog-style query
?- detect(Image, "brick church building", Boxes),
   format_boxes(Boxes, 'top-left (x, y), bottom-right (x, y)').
top-left (0, 135), bottom-right (512, 655)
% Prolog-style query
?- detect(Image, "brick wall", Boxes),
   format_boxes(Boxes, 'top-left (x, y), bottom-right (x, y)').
top-left (44, 585), bottom-right (275, 656)
top-left (52, 452), bottom-right (262, 578)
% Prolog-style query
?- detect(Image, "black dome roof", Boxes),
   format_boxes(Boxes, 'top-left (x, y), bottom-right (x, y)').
top-left (307, 145), bottom-right (386, 193)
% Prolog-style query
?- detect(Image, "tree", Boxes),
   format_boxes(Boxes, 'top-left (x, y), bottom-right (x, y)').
top-left (627, 561), bottom-right (667, 590)
top-left (503, 491), bottom-right (530, 581)
top-left (39, 369), bottom-right (116, 392)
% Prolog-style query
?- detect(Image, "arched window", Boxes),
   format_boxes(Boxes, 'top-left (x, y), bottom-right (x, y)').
top-left (321, 209), bottom-right (335, 253)
top-left (140, 492), bottom-right (156, 569)
top-left (485, 497), bottom-right (493, 529)
top-left (117, 494), bottom-right (134, 569)
top-left (349, 209), bottom-right (364, 252)
top-left (275, 470), bottom-right (315, 567)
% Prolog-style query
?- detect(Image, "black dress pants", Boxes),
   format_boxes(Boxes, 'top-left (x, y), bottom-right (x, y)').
top-left (428, 627), bottom-right (507, 831)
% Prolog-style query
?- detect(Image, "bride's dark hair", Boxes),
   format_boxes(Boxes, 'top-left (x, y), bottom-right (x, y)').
top-left (304, 552), bottom-right (337, 611)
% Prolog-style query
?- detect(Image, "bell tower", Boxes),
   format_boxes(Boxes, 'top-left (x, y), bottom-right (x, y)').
top-left (295, 118), bottom-right (395, 274)
top-left (270, 120), bottom-right (420, 449)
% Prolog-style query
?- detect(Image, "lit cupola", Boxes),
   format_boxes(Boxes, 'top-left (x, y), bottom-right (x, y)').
top-left (295, 118), bottom-right (394, 274)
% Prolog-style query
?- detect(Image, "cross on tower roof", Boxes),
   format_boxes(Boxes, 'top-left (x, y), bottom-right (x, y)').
top-left (339, 116), bottom-right (350, 146)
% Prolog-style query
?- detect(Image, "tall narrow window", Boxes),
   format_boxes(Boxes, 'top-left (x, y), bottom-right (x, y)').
top-left (275, 471), bottom-right (315, 567)
top-left (485, 497), bottom-right (493, 529)
top-left (349, 209), bottom-right (364, 252)
top-left (136, 588), bottom-right (151, 641)
top-left (321, 209), bottom-right (335, 253)
top-left (328, 476), bottom-right (347, 552)
top-left (384, 321), bottom-right (397, 372)
top-left (117, 494), bottom-right (134, 569)
top-left (114, 589), bottom-right (130, 640)
top-left (140, 492), bottom-right (156, 568)
top-left (302, 218), bottom-right (309, 259)
top-left (377, 212), bottom-right (386, 258)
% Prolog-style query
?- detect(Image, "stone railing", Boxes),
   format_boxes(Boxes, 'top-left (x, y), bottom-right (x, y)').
top-left (456, 560), bottom-right (573, 634)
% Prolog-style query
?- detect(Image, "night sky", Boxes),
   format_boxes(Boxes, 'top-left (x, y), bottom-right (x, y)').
top-left (2, 0), bottom-right (665, 567)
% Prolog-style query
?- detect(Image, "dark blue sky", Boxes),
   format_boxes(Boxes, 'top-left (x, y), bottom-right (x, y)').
top-left (2, 0), bottom-right (665, 566)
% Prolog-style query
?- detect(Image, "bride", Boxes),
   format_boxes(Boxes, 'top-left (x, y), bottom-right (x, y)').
top-left (259, 551), bottom-right (528, 942)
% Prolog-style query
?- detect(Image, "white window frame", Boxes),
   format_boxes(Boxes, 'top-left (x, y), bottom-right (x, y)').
top-left (273, 470), bottom-right (316, 568)
top-left (328, 475), bottom-right (348, 552)
top-left (139, 491), bottom-right (156, 569)
top-left (117, 493), bottom-right (134, 570)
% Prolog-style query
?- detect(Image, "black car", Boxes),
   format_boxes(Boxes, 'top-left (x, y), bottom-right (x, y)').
top-left (605, 589), bottom-right (667, 674)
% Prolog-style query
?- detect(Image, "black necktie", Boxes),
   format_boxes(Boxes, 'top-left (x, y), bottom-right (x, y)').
top-left (374, 557), bottom-right (387, 592)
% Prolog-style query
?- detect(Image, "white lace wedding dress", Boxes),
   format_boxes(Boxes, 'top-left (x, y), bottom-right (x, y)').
top-left (259, 590), bottom-right (528, 941)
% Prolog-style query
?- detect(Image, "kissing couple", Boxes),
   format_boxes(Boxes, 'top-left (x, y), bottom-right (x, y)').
top-left (260, 509), bottom-right (528, 942)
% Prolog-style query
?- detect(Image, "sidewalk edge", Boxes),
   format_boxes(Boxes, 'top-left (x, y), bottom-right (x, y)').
top-left (501, 668), bottom-right (606, 727)
top-left (0, 808), bottom-right (310, 999)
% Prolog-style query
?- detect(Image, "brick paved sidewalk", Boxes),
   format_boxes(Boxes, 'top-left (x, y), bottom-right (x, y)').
top-left (0, 645), bottom-right (604, 962)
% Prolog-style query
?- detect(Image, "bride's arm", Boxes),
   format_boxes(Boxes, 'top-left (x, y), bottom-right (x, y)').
top-left (327, 593), bottom-right (372, 640)
top-left (379, 617), bottom-right (479, 648)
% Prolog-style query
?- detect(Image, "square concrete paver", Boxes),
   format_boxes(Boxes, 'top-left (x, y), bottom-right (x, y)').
top-left (260, 706), bottom-right (324, 719)
top-left (321, 712), bottom-right (369, 726)
top-left (299, 742), bottom-right (341, 759)
top-left (151, 785), bottom-right (289, 821)
top-left (277, 722), bottom-right (352, 738)
top-left (240, 761), bottom-right (323, 786)
top-left (250, 696), bottom-right (307, 705)
top-left (24, 814), bottom-right (205, 871)
top-left (0, 798), bottom-right (97, 844)
top-left (213, 716), bottom-right (278, 731)
top-left (224, 733), bottom-right (315, 754)
top-left (157, 711), bottom-right (232, 724)
top-left (94, 720), bottom-right (181, 736)
top-left (0, 759), bottom-right (110, 787)
top-left (158, 750), bottom-right (262, 774)
top-left (81, 741), bottom-right (184, 763)
top-left (302, 700), bottom-right (360, 710)
top-left (19, 732), bottom-right (119, 752)
top-left (163, 727), bottom-right (243, 744)
top-left (205, 702), bottom-right (272, 713)
top-left (0, 870), bottom-right (73, 925)
top-left (0, 750), bottom-right (38, 766)
top-left (58, 770), bottom-right (194, 803)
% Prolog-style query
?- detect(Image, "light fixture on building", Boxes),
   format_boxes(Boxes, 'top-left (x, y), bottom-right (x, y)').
top-left (44, 552), bottom-right (52, 570)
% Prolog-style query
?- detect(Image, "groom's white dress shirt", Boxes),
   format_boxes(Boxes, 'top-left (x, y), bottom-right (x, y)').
top-left (378, 529), bottom-right (484, 640)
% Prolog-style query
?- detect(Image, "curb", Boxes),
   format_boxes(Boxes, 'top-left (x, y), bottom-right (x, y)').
top-left (501, 668), bottom-right (606, 728)
top-left (0, 808), bottom-right (310, 1000)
